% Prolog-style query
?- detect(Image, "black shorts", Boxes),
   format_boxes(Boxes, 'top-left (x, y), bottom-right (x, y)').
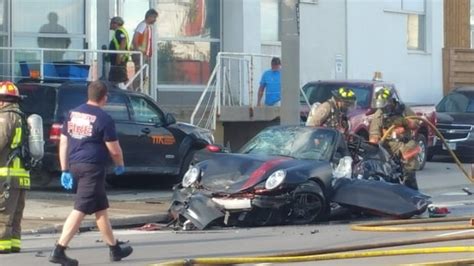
top-left (70, 163), bottom-right (109, 215)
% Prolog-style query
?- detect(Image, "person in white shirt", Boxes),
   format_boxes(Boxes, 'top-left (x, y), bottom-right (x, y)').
top-left (132, 8), bottom-right (158, 91)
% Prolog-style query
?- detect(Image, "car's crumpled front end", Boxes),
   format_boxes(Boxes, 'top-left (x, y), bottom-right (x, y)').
top-left (169, 157), bottom-right (298, 229)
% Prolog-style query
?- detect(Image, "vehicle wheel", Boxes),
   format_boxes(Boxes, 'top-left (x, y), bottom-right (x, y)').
top-left (416, 134), bottom-right (427, 170)
top-left (105, 175), bottom-right (130, 188)
top-left (426, 151), bottom-right (434, 162)
top-left (288, 180), bottom-right (327, 225)
top-left (30, 168), bottom-right (53, 188)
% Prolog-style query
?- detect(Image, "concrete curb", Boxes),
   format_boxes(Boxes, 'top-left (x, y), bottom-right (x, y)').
top-left (22, 213), bottom-right (170, 235)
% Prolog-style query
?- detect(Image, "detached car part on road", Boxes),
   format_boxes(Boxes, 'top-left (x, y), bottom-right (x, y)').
top-left (169, 126), bottom-right (430, 230)
top-left (17, 80), bottom-right (214, 187)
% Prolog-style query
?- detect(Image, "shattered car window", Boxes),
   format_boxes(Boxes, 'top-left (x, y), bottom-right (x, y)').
top-left (239, 127), bottom-right (336, 161)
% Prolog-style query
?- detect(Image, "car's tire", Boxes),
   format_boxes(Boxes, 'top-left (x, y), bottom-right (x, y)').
top-left (287, 180), bottom-right (327, 225)
top-left (426, 151), bottom-right (434, 162)
top-left (416, 134), bottom-right (427, 171)
top-left (30, 168), bottom-right (53, 188)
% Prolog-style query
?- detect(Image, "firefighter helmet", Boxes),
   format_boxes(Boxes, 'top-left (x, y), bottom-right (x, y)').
top-left (0, 81), bottom-right (21, 101)
top-left (374, 87), bottom-right (392, 108)
top-left (332, 87), bottom-right (356, 103)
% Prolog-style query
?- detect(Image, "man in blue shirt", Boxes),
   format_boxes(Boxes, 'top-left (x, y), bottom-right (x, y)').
top-left (257, 57), bottom-right (281, 106)
top-left (49, 81), bottom-right (132, 265)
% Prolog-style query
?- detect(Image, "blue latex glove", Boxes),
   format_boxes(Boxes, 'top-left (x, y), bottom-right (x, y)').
top-left (60, 172), bottom-right (74, 190)
top-left (114, 166), bottom-right (125, 175)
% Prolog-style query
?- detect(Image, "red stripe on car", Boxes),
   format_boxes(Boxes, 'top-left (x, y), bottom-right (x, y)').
top-left (241, 157), bottom-right (289, 191)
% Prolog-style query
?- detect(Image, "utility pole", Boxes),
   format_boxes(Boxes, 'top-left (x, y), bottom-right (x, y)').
top-left (280, 0), bottom-right (301, 125)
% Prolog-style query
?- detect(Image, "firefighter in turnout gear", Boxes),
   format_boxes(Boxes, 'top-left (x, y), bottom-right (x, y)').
top-left (0, 81), bottom-right (30, 254)
top-left (306, 87), bottom-right (356, 135)
top-left (369, 87), bottom-right (421, 190)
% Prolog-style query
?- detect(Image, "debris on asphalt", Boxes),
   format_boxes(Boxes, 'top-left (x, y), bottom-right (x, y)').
top-left (145, 200), bottom-right (164, 205)
top-left (136, 223), bottom-right (163, 231)
top-left (462, 187), bottom-right (473, 196)
top-left (35, 251), bottom-right (45, 257)
top-left (428, 206), bottom-right (450, 218)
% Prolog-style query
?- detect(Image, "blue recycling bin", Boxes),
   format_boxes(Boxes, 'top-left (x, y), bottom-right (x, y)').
top-left (54, 61), bottom-right (90, 81)
top-left (18, 61), bottom-right (90, 81)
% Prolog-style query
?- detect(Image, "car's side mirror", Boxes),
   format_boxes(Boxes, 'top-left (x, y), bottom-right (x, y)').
top-left (165, 113), bottom-right (176, 125)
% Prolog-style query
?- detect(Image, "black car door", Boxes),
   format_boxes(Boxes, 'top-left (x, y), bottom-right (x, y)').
top-left (102, 93), bottom-right (139, 168)
top-left (128, 94), bottom-right (180, 174)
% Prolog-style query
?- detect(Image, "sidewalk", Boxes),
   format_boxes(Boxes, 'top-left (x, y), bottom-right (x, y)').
top-left (22, 190), bottom-right (171, 235)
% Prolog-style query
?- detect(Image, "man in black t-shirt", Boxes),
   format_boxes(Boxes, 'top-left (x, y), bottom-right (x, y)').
top-left (49, 81), bottom-right (132, 265)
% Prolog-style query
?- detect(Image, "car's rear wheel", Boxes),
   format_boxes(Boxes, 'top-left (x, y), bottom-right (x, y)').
top-left (30, 168), bottom-right (53, 188)
top-left (416, 134), bottom-right (427, 170)
top-left (287, 180), bottom-right (327, 225)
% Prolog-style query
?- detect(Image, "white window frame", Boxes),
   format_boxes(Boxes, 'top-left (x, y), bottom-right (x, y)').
top-left (383, 0), bottom-right (427, 52)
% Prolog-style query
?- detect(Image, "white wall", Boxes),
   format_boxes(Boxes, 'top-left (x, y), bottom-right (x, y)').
top-left (222, 0), bottom-right (261, 54)
top-left (220, 0), bottom-right (444, 106)
top-left (299, 0), bottom-right (347, 86)
top-left (346, 0), bottom-right (443, 104)
top-left (222, 0), bottom-right (262, 105)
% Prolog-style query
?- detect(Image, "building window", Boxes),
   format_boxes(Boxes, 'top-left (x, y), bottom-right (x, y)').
top-left (156, 0), bottom-right (220, 86)
top-left (407, 14), bottom-right (425, 50)
top-left (11, 0), bottom-right (86, 80)
top-left (0, 0), bottom-right (9, 80)
top-left (261, 0), bottom-right (279, 42)
top-left (384, 0), bottom-right (426, 51)
top-left (471, 0), bottom-right (474, 48)
top-left (12, 0), bottom-right (85, 62)
top-left (404, 0), bottom-right (425, 51)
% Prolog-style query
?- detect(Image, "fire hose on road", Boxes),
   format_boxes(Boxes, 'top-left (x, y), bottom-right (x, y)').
top-left (151, 116), bottom-right (474, 266)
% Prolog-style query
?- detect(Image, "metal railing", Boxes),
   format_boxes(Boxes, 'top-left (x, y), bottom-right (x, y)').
top-left (190, 52), bottom-right (278, 130)
top-left (0, 47), bottom-right (151, 97)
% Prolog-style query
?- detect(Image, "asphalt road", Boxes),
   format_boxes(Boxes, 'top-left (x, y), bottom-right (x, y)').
top-left (2, 160), bottom-right (474, 266)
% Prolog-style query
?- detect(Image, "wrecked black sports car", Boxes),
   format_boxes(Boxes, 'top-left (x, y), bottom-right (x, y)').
top-left (169, 126), bottom-right (430, 229)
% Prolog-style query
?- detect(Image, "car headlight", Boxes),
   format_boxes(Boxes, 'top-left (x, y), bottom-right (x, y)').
top-left (265, 170), bottom-right (286, 190)
top-left (182, 166), bottom-right (200, 188)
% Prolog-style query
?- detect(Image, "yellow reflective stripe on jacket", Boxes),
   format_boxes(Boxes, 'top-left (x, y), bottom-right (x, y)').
top-left (0, 239), bottom-right (11, 250)
top-left (10, 127), bottom-right (21, 149)
top-left (11, 238), bottom-right (20, 248)
top-left (0, 168), bottom-right (29, 177)
top-left (112, 27), bottom-right (130, 61)
top-left (12, 157), bottom-right (20, 169)
top-left (0, 158), bottom-right (31, 188)
top-left (1, 119), bottom-right (30, 189)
